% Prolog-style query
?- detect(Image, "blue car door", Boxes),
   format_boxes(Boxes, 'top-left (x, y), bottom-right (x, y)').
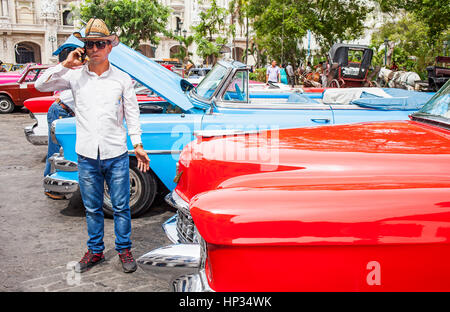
top-left (136, 113), bottom-right (203, 190)
top-left (201, 70), bottom-right (333, 133)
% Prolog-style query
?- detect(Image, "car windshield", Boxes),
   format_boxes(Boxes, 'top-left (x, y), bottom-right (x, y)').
top-left (194, 64), bottom-right (227, 100)
top-left (414, 80), bottom-right (450, 123)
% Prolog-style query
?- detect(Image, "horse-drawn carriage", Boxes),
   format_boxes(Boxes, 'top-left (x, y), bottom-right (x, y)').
top-left (326, 43), bottom-right (376, 88)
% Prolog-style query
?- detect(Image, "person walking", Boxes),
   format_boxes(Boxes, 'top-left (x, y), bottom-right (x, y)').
top-left (35, 18), bottom-right (150, 273)
top-left (266, 60), bottom-right (280, 85)
top-left (286, 62), bottom-right (295, 87)
top-left (44, 89), bottom-right (75, 200)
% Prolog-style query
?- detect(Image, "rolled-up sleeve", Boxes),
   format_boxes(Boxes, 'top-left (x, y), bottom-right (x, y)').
top-left (35, 63), bottom-right (71, 92)
top-left (123, 77), bottom-right (142, 146)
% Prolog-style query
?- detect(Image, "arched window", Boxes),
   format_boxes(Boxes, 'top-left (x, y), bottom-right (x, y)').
top-left (15, 42), bottom-right (41, 64)
top-left (62, 10), bottom-right (73, 26)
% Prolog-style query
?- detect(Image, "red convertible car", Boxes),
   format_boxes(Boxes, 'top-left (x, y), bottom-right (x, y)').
top-left (0, 65), bottom-right (52, 113)
top-left (138, 80), bottom-right (450, 291)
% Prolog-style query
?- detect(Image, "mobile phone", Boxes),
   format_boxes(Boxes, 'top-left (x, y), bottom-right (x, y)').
top-left (79, 48), bottom-right (87, 63)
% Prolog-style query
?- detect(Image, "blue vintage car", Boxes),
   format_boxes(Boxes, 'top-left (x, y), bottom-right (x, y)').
top-left (44, 34), bottom-right (435, 217)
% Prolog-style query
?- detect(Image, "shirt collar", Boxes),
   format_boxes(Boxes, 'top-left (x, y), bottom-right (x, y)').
top-left (83, 62), bottom-right (113, 78)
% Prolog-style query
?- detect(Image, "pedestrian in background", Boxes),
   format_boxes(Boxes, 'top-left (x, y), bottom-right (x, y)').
top-left (266, 60), bottom-right (280, 85)
top-left (286, 62), bottom-right (295, 87)
top-left (36, 18), bottom-right (150, 274)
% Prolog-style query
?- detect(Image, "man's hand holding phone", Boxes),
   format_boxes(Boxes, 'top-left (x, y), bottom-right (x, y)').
top-left (62, 47), bottom-right (88, 69)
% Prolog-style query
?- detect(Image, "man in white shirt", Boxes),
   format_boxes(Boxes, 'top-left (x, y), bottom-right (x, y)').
top-left (266, 60), bottom-right (280, 85)
top-left (35, 18), bottom-right (149, 273)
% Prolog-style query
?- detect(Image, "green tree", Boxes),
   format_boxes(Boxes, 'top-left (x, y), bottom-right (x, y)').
top-left (247, 0), bottom-right (373, 64)
top-left (376, 0), bottom-right (450, 47)
top-left (191, 0), bottom-right (229, 65)
top-left (370, 12), bottom-right (450, 78)
top-left (77, 0), bottom-right (171, 50)
top-left (171, 33), bottom-right (195, 65)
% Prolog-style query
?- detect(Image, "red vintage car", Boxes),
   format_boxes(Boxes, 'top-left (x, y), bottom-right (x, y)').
top-left (138, 80), bottom-right (450, 291)
top-left (0, 65), bottom-right (52, 113)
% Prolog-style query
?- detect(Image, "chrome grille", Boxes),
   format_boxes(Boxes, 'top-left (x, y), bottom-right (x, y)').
top-left (176, 208), bottom-right (198, 243)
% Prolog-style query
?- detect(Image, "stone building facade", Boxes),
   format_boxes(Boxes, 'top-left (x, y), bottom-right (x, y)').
top-left (0, 0), bottom-right (80, 65)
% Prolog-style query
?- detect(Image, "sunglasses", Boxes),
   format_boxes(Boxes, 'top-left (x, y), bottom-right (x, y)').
top-left (85, 40), bottom-right (110, 49)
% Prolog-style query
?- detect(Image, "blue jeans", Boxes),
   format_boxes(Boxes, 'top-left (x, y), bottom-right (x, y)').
top-left (78, 152), bottom-right (132, 253)
top-left (44, 102), bottom-right (71, 177)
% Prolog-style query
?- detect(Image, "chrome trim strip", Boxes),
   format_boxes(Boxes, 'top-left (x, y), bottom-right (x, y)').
top-left (128, 150), bottom-right (181, 155)
top-left (165, 191), bottom-right (189, 214)
top-left (193, 129), bottom-right (260, 138)
top-left (162, 214), bottom-right (180, 244)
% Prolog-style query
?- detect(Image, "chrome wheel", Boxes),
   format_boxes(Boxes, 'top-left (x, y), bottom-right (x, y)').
top-left (0, 96), bottom-right (14, 114)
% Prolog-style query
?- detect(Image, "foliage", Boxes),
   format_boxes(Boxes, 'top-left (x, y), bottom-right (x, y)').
top-left (376, 0), bottom-right (450, 46)
top-left (249, 67), bottom-right (267, 82)
top-left (370, 12), bottom-right (450, 79)
top-left (191, 0), bottom-right (230, 65)
top-left (171, 33), bottom-right (195, 64)
top-left (77, 0), bottom-right (171, 50)
top-left (247, 0), bottom-right (373, 65)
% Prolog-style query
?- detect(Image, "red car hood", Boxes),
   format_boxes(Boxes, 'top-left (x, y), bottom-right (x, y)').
top-left (175, 121), bottom-right (450, 246)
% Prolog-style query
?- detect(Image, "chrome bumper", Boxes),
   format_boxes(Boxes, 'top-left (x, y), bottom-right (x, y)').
top-left (24, 112), bottom-right (48, 145)
top-left (24, 125), bottom-right (48, 145)
top-left (138, 191), bottom-right (213, 291)
top-left (137, 244), bottom-right (213, 292)
top-left (43, 175), bottom-right (78, 194)
top-left (43, 152), bottom-right (79, 194)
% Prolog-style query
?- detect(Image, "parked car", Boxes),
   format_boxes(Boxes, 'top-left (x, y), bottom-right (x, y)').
top-left (138, 79), bottom-right (450, 291)
top-left (24, 83), bottom-right (166, 145)
top-left (0, 63), bottom-right (36, 85)
top-left (0, 65), bottom-right (51, 113)
top-left (185, 68), bottom-right (211, 86)
top-left (45, 34), bottom-right (434, 218)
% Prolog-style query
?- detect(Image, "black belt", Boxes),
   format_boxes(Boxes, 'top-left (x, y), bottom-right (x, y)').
top-left (57, 99), bottom-right (75, 117)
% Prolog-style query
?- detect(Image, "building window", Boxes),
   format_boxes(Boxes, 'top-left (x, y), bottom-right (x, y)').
top-left (16, 1), bottom-right (35, 24)
top-left (62, 10), bottom-right (73, 26)
top-left (15, 42), bottom-right (41, 64)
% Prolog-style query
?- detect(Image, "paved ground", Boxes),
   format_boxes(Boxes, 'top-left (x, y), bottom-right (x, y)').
top-left (0, 110), bottom-right (175, 292)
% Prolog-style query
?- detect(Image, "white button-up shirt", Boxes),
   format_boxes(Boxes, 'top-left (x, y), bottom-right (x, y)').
top-left (36, 63), bottom-right (142, 160)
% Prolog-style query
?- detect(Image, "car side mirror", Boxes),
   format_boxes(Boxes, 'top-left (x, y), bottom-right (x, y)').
top-left (180, 79), bottom-right (194, 92)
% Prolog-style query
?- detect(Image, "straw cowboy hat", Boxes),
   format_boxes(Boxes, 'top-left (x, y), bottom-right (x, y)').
top-left (73, 18), bottom-right (119, 47)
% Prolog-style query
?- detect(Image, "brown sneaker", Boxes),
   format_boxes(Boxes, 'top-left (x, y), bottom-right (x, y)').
top-left (118, 249), bottom-right (137, 273)
top-left (75, 250), bottom-right (105, 273)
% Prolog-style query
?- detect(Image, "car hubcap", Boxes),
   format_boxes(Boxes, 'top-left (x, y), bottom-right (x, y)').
top-left (0, 99), bottom-right (11, 110)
